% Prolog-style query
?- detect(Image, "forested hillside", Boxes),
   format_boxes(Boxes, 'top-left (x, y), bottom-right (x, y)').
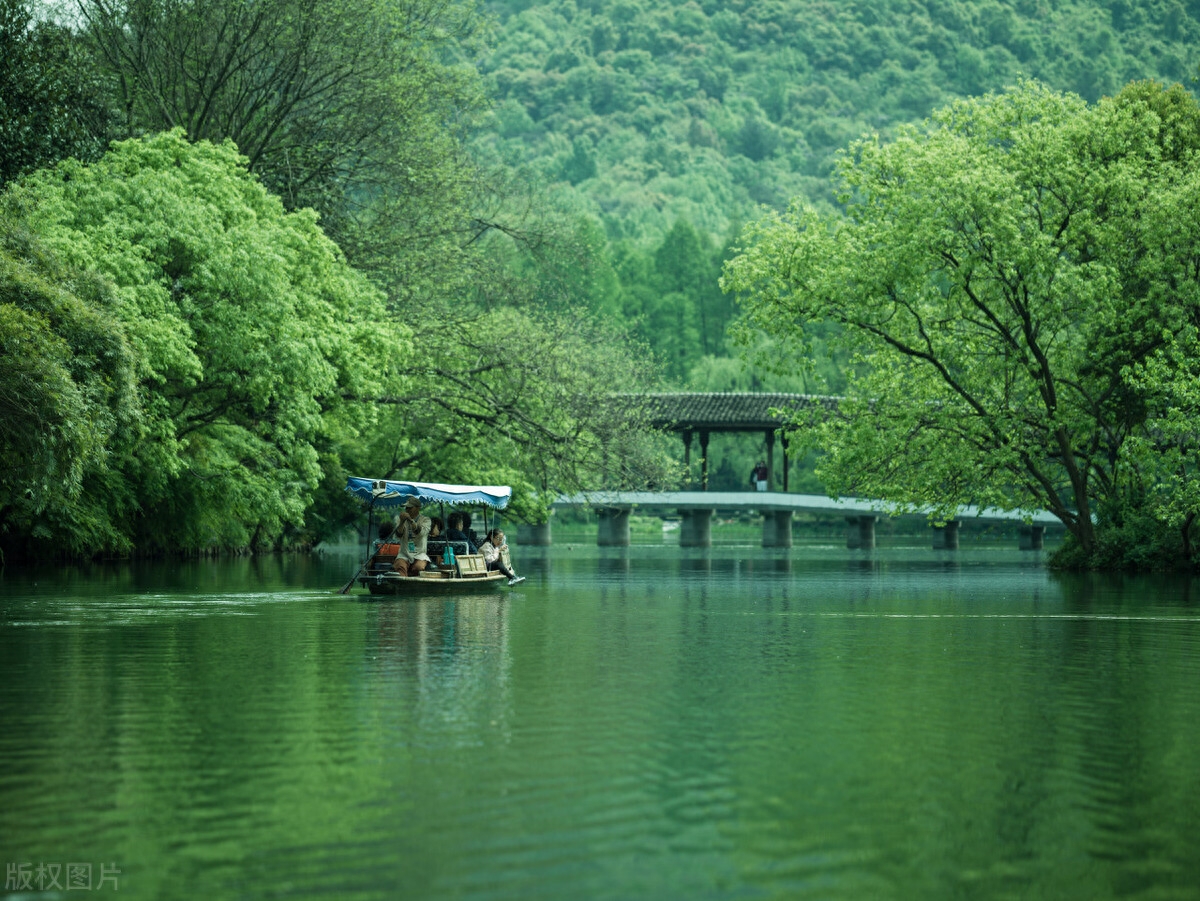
top-left (476, 0), bottom-right (1200, 388)
top-left (483, 0), bottom-right (1200, 238)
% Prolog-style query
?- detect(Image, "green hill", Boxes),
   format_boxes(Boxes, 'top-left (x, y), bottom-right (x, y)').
top-left (479, 0), bottom-right (1200, 246)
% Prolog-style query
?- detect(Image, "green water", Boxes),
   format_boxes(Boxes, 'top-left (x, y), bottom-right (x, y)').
top-left (3, 545), bottom-right (1200, 900)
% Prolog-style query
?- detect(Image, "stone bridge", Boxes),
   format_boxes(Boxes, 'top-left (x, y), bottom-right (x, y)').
top-left (533, 490), bottom-right (1060, 551)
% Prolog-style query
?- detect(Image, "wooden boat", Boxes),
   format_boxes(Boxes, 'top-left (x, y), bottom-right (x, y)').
top-left (360, 568), bottom-right (506, 595)
top-left (342, 477), bottom-right (519, 597)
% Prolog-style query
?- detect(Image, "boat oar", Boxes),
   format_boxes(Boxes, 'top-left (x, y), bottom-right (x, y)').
top-left (339, 496), bottom-right (378, 595)
top-left (337, 560), bottom-right (367, 595)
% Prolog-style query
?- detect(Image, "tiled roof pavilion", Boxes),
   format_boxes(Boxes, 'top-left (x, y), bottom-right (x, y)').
top-left (640, 392), bottom-right (839, 432)
top-left (633, 392), bottom-right (842, 490)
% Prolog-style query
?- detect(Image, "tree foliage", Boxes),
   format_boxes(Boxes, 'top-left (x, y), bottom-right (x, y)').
top-left (0, 221), bottom-right (139, 557)
top-left (77, 0), bottom-right (494, 301)
top-left (480, 0), bottom-right (1200, 245)
top-left (724, 80), bottom-right (1200, 569)
top-left (3, 130), bottom-right (402, 555)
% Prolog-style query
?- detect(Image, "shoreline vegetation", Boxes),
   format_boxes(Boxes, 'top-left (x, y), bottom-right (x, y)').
top-left (4, 0), bottom-right (1200, 570)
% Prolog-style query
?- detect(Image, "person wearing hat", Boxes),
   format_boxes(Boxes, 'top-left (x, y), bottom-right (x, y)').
top-left (392, 496), bottom-right (432, 576)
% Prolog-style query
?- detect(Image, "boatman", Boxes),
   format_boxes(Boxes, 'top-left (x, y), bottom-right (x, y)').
top-left (392, 496), bottom-right (432, 576)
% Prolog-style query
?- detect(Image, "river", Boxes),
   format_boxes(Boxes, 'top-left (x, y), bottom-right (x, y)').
top-left (2, 543), bottom-right (1199, 900)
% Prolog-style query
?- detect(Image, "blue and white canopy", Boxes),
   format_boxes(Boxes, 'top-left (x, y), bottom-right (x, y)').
top-left (345, 477), bottom-right (511, 510)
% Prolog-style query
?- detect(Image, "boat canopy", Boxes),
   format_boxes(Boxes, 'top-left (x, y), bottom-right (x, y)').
top-left (345, 477), bottom-right (511, 510)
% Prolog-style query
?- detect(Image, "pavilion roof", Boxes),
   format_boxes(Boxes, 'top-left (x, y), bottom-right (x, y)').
top-left (638, 392), bottom-right (840, 432)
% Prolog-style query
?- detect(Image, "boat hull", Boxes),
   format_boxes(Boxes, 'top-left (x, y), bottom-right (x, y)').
top-left (359, 571), bottom-right (506, 595)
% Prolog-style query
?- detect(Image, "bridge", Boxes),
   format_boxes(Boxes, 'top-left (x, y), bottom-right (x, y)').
top-left (533, 491), bottom-right (1060, 550)
top-left (521, 392), bottom-right (1060, 551)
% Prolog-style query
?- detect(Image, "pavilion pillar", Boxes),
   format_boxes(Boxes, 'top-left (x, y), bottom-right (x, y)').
top-left (765, 429), bottom-right (776, 492)
top-left (699, 430), bottom-right (710, 491)
top-left (1019, 524), bottom-right (1045, 550)
top-left (846, 515), bottom-right (877, 549)
top-left (597, 507), bottom-right (631, 547)
top-left (682, 429), bottom-right (693, 488)
top-left (680, 509), bottom-right (712, 547)
top-left (763, 510), bottom-right (792, 548)
top-left (932, 520), bottom-right (960, 550)
top-left (781, 431), bottom-right (790, 493)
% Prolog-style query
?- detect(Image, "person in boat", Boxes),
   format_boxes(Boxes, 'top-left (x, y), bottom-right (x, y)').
top-left (444, 512), bottom-right (478, 553)
top-left (392, 496), bottom-right (432, 576)
top-left (479, 529), bottom-right (524, 586)
top-left (460, 511), bottom-right (483, 549)
top-left (425, 516), bottom-right (446, 571)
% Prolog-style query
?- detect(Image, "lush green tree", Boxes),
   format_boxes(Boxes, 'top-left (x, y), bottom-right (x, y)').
top-left (351, 304), bottom-right (677, 523)
top-left (4, 130), bottom-right (404, 554)
top-left (724, 80), bottom-right (1200, 569)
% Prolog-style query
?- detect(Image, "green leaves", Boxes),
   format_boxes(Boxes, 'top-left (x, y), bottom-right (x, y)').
top-left (0, 218), bottom-right (140, 554)
top-left (727, 81), bottom-right (1200, 568)
top-left (4, 131), bottom-right (403, 554)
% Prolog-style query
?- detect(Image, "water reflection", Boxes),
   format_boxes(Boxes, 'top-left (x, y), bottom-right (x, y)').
top-left (3, 549), bottom-right (1200, 900)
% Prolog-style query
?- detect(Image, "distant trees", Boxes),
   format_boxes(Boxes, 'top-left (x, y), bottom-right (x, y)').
top-left (0, 0), bottom-right (109, 186)
top-left (725, 80), bottom-right (1200, 570)
top-left (601, 219), bottom-right (736, 384)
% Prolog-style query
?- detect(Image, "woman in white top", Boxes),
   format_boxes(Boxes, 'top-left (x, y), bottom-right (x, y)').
top-left (479, 529), bottom-right (524, 585)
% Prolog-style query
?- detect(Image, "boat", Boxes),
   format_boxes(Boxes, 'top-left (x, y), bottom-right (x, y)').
top-left (342, 477), bottom-right (518, 596)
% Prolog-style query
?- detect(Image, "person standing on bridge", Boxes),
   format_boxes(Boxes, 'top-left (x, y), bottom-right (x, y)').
top-left (751, 461), bottom-right (769, 492)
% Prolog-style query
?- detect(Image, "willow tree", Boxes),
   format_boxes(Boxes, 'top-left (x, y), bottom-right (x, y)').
top-left (724, 80), bottom-right (1200, 569)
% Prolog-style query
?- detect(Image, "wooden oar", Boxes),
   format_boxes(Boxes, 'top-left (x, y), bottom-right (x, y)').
top-left (338, 497), bottom-right (378, 595)
top-left (337, 561), bottom-right (367, 595)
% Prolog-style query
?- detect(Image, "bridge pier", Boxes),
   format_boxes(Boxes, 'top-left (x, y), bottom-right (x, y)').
top-left (679, 509), bottom-right (713, 547)
top-left (517, 521), bottom-right (552, 546)
top-left (846, 515), bottom-right (877, 549)
top-left (762, 510), bottom-right (793, 548)
top-left (596, 507), bottom-right (631, 547)
top-left (932, 520), bottom-right (960, 549)
top-left (1019, 524), bottom-right (1045, 550)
